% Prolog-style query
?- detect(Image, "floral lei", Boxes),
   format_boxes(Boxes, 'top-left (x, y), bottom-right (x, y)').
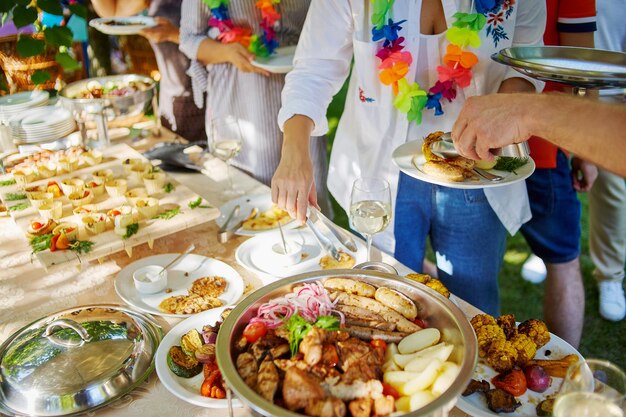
top-left (203, 0), bottom-right (281, 57)
top-left (371, 0), bottom-right (488, 124)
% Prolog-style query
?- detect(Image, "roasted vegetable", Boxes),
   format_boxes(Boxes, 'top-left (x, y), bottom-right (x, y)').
top-left (526, 354), bottom-right (579, 378)
top-left (195, 343), bottom-right (216, 364)
top-left (475, 324), bottom-right (505, 358)
top-left (524, 365), bottom-right (551, 393)
top-left (181, 329), bottom-right (204, 356)
top-left (486, 339), bottom-right (518, 373)
top-left (536, 398), bottom-right (555, 416)
top-left (518, 319), bottom-right (551, 348)
top-left (167, 345), bottom-right (202, 378)
top-left (509, 333), bottom-right (537, 366)
top-left (470, 314), bottom-right (497, 331)
top-left (491, 369), bottom-right (527, 397)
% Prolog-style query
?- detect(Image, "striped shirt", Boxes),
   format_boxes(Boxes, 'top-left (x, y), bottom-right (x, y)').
top-left (179, 0), bottom-right (331, 214)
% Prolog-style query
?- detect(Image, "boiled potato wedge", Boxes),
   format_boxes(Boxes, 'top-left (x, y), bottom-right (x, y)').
top-left (383, 370), bottom-right (423, 391)
top-left (431, 361), bottom-right (460, 396)
top-left (398, 328), bottom-right (440, 354)
top-left (409, 391), bottom-right (436, 412)
top-left (401, 360), bottom-right (442, 395)
top-left (404, 343), bottom-right (454, 372)
top-left (395, 396), bottom-right (411, 413)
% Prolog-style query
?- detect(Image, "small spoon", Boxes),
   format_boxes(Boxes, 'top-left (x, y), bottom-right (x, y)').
top-left (150, 244), bottom-right (195, 280)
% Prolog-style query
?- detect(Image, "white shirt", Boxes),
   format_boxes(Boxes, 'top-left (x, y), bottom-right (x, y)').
top-left (278, 0), bottom-right (546, 251)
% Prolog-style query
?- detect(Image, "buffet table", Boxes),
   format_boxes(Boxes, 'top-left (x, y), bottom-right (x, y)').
top-left (0, 129), bottom-right (478, 417)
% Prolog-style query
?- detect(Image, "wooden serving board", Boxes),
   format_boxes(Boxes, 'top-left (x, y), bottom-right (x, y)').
top-left (0, 144), bottom-right (219, 271)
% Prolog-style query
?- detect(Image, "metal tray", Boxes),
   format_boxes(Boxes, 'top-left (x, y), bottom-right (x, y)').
top-left (492, 46), bottom-right (626, 88)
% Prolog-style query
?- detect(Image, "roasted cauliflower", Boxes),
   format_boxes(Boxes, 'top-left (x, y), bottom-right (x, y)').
top-left (518, 319), bottom-right (551, 348)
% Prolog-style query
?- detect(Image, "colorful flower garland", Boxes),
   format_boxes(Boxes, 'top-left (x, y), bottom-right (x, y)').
top-left (371, 0), bottom-right (486, 124)
top-left (203, 0), bottom-right (281, 57)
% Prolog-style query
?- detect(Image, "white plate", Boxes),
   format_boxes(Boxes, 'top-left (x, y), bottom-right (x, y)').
top-left (66, 127), bottom-right (131, 144)
top-left (155, 306), bottom-right (243, 409)
top-left (392, 140), bottom-right (535, 189)
top-left (89, 16), bottom-right (156, 35)
top-left (215, 193), bottom-right (297, 236)
top-left (0, 90), bottom-right (48, 109)
top-left (115, 253), bottom-right (244, 318)
top-left (456, 331), bottom-right (584, 417)
top-left (236, 228), bottom-right (367, 281)
top-left (251, 46), bottom-right (296, 74)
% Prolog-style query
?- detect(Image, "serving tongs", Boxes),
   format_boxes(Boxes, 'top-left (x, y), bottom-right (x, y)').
top-left (217, 206), bottom-right (258, 243)
top-left (309, 206), bottom-right (357, 253)
top-left (306, 210), bottom-right (342, 262)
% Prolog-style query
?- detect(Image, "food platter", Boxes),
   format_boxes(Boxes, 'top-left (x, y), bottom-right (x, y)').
top-left (89, 16), bottom-right (156, 36)
top-left (456, 330), bottom-right (583, 417)
top-left (216, 193), bottom-right (297, 236)
top-left (236, 228), bottom-right (367, 282)
top-left (251, 45), bottom-right (296, 74)
top-left (492, 46), bottom-right (626, 89)
top-left (392, 140), bottom-right (535, 189)
top-left (155, 306), bottom-right (243, 409)
top-left (115, 253), bottom-right (244, 318)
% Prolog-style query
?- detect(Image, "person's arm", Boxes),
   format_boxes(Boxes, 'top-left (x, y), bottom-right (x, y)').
top-left (451, 93), bottom-right (626, 178)
top-left (140, 16), bottom-right (180, 44)
top-left (91, 0), bottom-right (147, 18)
top-left (179, 0), bottom-right (269, 75)
top-left (271, 0), bottom-right (354, 221)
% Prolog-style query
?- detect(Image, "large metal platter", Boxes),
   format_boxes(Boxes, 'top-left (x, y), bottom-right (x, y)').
top-left (492, 46), bottom-right (626, 88)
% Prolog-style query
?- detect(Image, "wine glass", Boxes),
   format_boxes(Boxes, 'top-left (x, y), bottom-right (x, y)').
top-left (349, 177), bottom-right (392, 262)
top-left (210, 116), bottom-right (243, 196)
top-left (554, 359), bottom-right (626, 417)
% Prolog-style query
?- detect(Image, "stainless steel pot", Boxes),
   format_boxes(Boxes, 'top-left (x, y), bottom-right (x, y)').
top-left (0, 304), bottom-right (163, 417)
top-left (216, 269), bottom-right (477, 417)
top-left (58, 74), bottom-right (155, 149)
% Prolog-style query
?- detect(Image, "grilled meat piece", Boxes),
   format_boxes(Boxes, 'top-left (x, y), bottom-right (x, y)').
top-left (348, 398), bottom-right (372, 417)
top-left (189, 276), bottom-right (227, 298)
top-left (236, 352), bottom-right (258, 389)
top-left (323, 379), bottom-right (384, 401)
top-left (374, 395), bottom-right (395, 416)
top-left (462, 379), bottom-right (491, 396)
top-left (274, 358), bottom-right (309, 372)
top-left (235, 336), bottom-right (248, 352)
top-left (282, 367), bottom-right (325, 411)
top-left (518, 319), bottom-right (551, 348)
top-left (252, 332), bottom-right (286, 363)
top-left (497, 314), bottom-right (517, 339)
top-left (300, 328), bottom-right (350, 366)
top-left (305, 396), bottom-right (346, 417)
top-left (486, 339), bottom-right (518, 373)
top-left (343, 325), bottom-right (409, 343)
top-left (485, 388), bottom-right (522, 413)
top-left (256, 358), bottom-right (279, 403)
top-left (336, 338), bottom-right (371, 372)
top-left (270, 343), bottom-right (290, 359)
top-left (341, 349), bottom-right (384, 384)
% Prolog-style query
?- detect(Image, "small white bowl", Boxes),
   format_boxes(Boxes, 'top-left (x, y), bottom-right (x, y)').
top-left (60, 178), bottom-right (84, 197)
top-left (105, 179), bottom-right (128, 198)
top-left (271, 241), bottom-right (303, 267)
top-left (133, 265), bottom-right (167, 294)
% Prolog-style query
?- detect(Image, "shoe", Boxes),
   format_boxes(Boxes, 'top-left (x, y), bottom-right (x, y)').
top-left (598, 281), bottom-right (626, 322)
top-left (521, 254), bottom-right (547, 284)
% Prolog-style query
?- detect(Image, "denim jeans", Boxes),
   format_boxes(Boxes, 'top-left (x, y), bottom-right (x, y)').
top-left (394, 173), bottom-right (507, 315)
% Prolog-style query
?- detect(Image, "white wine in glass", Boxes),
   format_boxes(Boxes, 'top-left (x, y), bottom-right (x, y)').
top-left (210, 116), bottom-right (243, 196)
top-left (349, 178), bottom-right (392, 261)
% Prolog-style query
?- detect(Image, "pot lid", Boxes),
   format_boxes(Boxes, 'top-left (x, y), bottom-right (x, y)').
top-left (0, 305), bottom-right (162, 417)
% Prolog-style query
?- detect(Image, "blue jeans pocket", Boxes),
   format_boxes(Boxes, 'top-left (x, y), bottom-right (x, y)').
top-left (463, 189), bottom-right (488, 204)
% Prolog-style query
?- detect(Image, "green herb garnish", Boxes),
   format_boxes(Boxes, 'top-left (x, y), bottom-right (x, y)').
top-left (70, 240), bottom-right (94, 255)
top-left (188, 196), bottom-right (211, 209)
top-left (5, 193), bottom-right (26, 201)
top-left (285, 314), bottom-right (312, 356)
top-left (8, 203), bottom-right (28, 211)
top-left (493, 157), bottom-right (529, 174)
top-left (30, 234), bottom-right (53, 254)
top-left (153, 207), bottom-right (180, 220)
top-left (314, 315), bottom-right (340, 331)
top-left (163, 182), bottom-right (175, 193)
top-left (123, 223), bottom-right (139, 239)
top-left (0, 179), bottom-right (16, 187)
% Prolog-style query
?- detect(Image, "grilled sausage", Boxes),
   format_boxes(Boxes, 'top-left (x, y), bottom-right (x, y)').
top-left (324, 278), bottom-right (376, 298)
top-left (343, 325), bottom-right (410, 343)
top-left (375, 287), bottom-right (418, 320)
top-left (332, 292), bottom-right (420, 333)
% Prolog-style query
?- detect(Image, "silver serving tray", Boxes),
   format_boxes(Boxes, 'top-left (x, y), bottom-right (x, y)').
top-left (492, 46), bottom-right (626, 88)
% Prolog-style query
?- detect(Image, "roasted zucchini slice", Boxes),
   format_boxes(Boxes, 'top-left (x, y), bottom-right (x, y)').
top-left (167, 345), bottom-right (202, 378)
top-left (180, 329), bottom-right (204, 356)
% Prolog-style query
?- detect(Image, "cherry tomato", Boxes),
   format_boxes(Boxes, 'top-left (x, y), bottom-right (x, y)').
top-left (322, 344), bottom-right (339, 368)
top-left (50, 234), bottom-right (60, 252)
top-left (370, 339), bottom-right (387, 351)
top-left (492, 369), bottom-right (527, 397)
top-left (382, 383), bottom-right (400, 399)
top-left (413, 318), bottom-right (427, 328)
top-left (243, 322), bottom-right (267, 343)
top-left (32, 221), bottom-right (44, 230)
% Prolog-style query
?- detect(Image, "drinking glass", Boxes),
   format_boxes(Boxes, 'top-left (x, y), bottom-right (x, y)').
top-left (554, 359), bottom-right (626, 417)
top-left (210, 116), bottom-right (243, 196)
top-left (349, 177), bottom-right (392, 261)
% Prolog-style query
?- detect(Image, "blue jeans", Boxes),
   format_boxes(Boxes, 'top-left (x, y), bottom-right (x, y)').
top-left (394, 173), bottom-right (507, 315)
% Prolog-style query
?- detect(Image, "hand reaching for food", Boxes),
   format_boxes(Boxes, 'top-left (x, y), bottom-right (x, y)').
top-left (140, 17), bottom-right (180, 44)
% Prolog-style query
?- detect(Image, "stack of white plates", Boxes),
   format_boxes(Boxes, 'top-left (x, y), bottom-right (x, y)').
top-left (0, 91), bottom-right (49, 124)
top-left (9, 105), bottom-right (76, 144)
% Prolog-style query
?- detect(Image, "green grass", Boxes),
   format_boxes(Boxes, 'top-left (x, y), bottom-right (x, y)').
top-left (325, 82), bottom-right (625, 370)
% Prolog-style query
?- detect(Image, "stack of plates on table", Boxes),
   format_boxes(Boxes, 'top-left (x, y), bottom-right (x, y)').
top-left (9, 105), bottom-right (76, 145)
top-left (0, 91), bottom-right (49, 124)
